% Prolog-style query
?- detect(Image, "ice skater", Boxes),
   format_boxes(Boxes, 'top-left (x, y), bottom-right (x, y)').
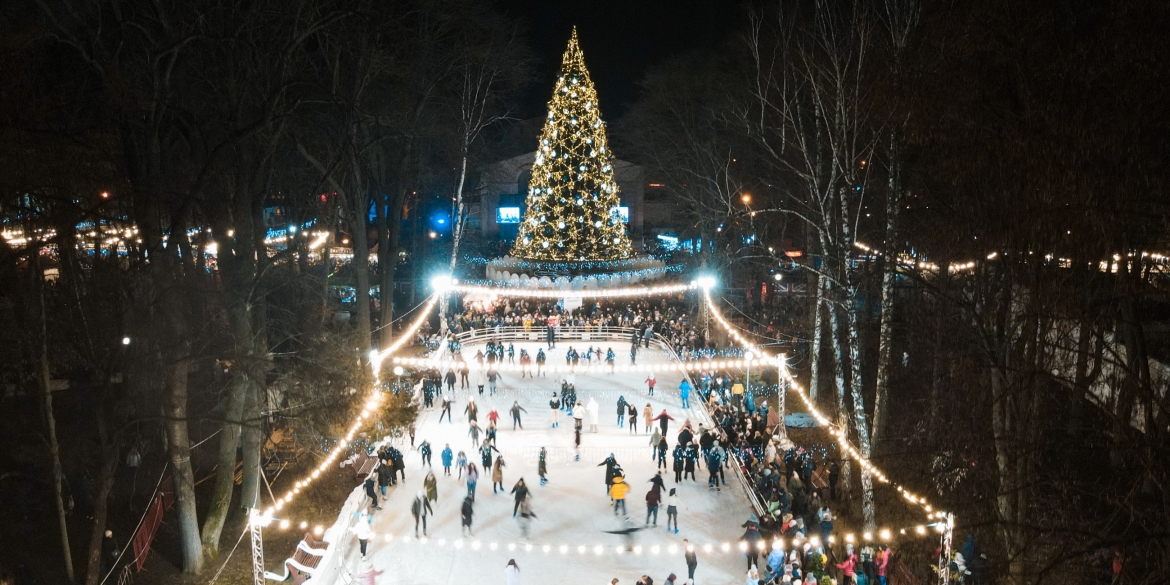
top-left (549, 393), bottom-right (561, 427)
top-left (465, 462), bottom-right (479, 502)
top-left (441, 444), bottom-right (453, 476)
top-left (511, 477), bottom-right (529, 516)
top-left (573, 414), bottom-right (583, 461)
top-left (587, 397), bottom-right (600, 433)
top-left (491, 455), bottom-right (506, 494)
top-left (538, 447), bottom-right (549, 485)
top-left (411, 491), bottom-right (433, 537)
top-left (516, 499), bottom-right (536, 541)
top-left (440, 394), bottom-right (453, 422)
top-left (645, 373), bottom-right (656, 396)
top-left (461, 495), bottom-right (474, 535)
top-left (665, 488), bottom-right (680, 533)
top-left (510, 401), bottom-right (528, 430)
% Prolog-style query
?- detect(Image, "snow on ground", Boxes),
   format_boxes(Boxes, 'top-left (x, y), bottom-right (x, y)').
top-left (337, 341), bottom-right (759, 585)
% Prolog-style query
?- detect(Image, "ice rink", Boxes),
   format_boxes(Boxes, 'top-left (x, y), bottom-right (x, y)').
top-left (337, 341), bottom-right (760, 585)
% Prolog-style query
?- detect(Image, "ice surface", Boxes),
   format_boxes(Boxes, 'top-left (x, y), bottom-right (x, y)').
top-left (332, 341), bottom-right (760, 585)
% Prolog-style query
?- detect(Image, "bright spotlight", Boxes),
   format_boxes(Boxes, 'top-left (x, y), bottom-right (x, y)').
top-left (393, 366), bottom-right (404, 376)
top-left (431, 275), bottom-right (454, 292)
top-left (121, 337), bottom-right (131, 345)
top-left (696, 275), bottom-right (717, 290)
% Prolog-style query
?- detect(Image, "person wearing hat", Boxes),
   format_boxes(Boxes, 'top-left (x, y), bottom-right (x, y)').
top-left (610, 475), bottom-right (630, 516)
top-left (549, 393), bottom-right (561, 428)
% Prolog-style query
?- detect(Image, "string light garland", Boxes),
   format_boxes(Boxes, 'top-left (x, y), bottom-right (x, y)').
top-left (700, 292), bottom-right (951, 524)
top-left (509, 28), bottom-right (633, 261)
top-left (451, 281), bottom-right (696, 299)
top-left (255, 294), bottom-right (440, 523)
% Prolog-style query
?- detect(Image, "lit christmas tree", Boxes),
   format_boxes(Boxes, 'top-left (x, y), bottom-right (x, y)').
top-left (510, 28), bottom-right (634, 262)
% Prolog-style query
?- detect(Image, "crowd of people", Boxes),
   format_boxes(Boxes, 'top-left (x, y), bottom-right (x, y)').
top-left (346, 294), bottom-right (907, 585)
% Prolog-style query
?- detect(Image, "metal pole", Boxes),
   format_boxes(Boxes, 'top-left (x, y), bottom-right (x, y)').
top-left (249, 511), bottom-right (266, 585)
top-left (775, 354), bottom-right (789, 446)
top-left (938, 512), bottom-right (954, 585)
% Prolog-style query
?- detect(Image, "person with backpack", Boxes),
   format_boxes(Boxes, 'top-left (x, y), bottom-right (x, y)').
top-left (411, 491), bottom-right (433, 537)
top-left (536, 348), bottom-right (547, 376)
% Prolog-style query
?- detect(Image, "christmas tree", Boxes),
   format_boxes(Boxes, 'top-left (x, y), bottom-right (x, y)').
top-left (510, 28), bottom-right (634, 262)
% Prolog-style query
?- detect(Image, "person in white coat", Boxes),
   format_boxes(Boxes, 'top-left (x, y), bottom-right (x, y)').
top-left (504, 559), bottom-right (521, 585)
top-left (350, 512), bottom-right (374, 557)
top-left (587, 397), bottom-right (600, 433)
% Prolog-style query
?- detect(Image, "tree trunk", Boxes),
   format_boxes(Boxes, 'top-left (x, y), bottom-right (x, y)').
top-left (37, 272), bottom-right (75, 582)
top-left (378, 188), bottom-right (407, 349)
top-left (846, 294), bottom-right (876, 531)
top-left (349, 181), bottom-right (372, 353)
top-left (809, 271), bottom-right (825, 403)
top-left (164, 352), bottom-right (203, 573)
top-left (83, 420), bottom-right (119, 585)
top-left (827, 300), bottom-right (853, 497)
top-left (239, 380), bottom-right (263, 511)
top-left (872, 248), bottom-right (896, 445)
top-left (199, 373), bottom-right (245, 558)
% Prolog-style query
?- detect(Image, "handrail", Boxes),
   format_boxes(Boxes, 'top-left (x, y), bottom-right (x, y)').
top-left (648, 333), bottom-right (766, 517)
top-left (451, 325), bottom-right (644, 346)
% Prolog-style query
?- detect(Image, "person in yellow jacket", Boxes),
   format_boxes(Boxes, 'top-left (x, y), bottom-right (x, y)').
top-left (610, 475), bottom-right (630, 516)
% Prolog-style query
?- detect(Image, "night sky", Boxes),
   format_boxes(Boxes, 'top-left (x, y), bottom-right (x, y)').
top-left (495, 0), bottom-right (748, 119)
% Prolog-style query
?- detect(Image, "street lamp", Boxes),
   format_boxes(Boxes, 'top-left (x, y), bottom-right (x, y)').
top-left (744, 350), bottom-right (755, 409)
top-left (393, 366), bottom-right (404, 393)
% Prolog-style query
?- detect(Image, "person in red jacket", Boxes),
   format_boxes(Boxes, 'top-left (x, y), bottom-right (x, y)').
top-left (876, 544), bottom-right (891, 585)
top-left (836, 545), bottom-right (859, 584)
top-left (644, 373), bottom-right (657, 396)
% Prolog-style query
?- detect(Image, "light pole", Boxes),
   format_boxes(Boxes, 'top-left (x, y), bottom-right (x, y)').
top-left (393, 366), bottom-right (404, 394)
top-left (775, 353), bottom-right (789, 446)
top-left (744, 350), bottom-right (754, 411)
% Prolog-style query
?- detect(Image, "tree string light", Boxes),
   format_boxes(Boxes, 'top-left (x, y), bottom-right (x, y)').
top-left (701, 292), bottom-right (951, 524)
top-left (451, 281), bottom-right (697, 299)
top-left (510, 28), bottom-right (634, 261)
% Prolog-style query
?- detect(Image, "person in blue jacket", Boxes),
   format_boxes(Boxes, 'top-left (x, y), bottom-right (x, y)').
top-left (679, 379), bottom-right (692, 409)
top-left (441, 444), bottom-right (453, 476)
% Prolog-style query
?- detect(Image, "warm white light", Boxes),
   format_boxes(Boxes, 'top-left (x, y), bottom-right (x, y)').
top-left (122, 337), bottom-right (131, 345)
top-left (393, 366), bottom-right (404, 376)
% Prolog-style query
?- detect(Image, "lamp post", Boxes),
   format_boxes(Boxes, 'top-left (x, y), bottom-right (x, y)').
top-left (393, 366), bottom-right (404, 394)
top-left (744, 350), bottom-right (755, 410)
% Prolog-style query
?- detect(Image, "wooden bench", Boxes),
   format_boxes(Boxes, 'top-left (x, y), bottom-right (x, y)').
top-left (264, 533), bottom-right (328, 584)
